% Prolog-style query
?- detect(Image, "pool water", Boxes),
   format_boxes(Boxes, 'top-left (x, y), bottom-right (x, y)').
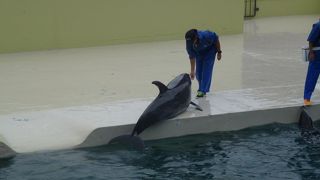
top-left (1, 123), bottom-right (320, 180)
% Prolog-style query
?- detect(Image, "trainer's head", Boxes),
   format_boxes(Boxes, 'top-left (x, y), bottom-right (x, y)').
top-left (185, 29), bottom-right (198, 43)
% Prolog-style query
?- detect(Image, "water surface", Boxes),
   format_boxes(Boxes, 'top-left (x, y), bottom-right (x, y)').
top-left (1, 123), bottom-right (320, 180)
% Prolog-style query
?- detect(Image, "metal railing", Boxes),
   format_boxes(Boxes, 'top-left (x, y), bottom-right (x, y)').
top-left (244, 0), bottom-right (259, 18)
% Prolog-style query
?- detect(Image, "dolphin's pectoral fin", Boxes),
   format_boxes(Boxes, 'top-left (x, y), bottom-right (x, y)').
top-left (152, 81), bottom-right (168, 94)
top-left (108, 135), bottom-right (145, 151)
top-left (190, 101), bottom-right (203, 111)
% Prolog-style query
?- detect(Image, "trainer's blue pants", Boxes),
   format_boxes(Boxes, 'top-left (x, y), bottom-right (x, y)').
top-left (195, 53), bottom-right (216, 93)
top-left (304, 60), bottom-right (320, 100)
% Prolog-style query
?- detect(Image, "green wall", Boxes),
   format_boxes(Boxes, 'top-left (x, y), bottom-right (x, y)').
top-left (0, 0), bottom-right (244, 54)
top-left (255, 0), bottom-right (320, 18)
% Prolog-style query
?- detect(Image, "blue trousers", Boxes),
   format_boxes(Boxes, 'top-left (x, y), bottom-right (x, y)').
top-left (195, 54), bottom-right (216, 93)
top-left (304, 60), bottom-right (320, 100)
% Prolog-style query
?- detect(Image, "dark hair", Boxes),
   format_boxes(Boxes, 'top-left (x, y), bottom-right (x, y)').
top-left (185, 29), bottom-right (198, 41)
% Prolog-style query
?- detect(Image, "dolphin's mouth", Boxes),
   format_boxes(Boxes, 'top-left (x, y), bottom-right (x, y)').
top-left (167, 73), bottom-right (189, 89)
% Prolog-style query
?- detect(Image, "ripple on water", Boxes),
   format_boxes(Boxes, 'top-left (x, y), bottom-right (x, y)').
top-left (1, 123), bottom-right (320, 179)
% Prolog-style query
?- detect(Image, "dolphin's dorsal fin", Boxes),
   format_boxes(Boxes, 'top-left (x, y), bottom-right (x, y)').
top-left (152, 81), bottom-right (168, 94)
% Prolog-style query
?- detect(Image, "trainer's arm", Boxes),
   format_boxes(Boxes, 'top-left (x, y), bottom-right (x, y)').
top-left (307, 23), bottom-right (320, 61)
top-left (309, 41), bottom-right (315, 61)
top-left (215, 38), bottom-right (222, 60)
top-left (190, 58), bottom-right (195, 80)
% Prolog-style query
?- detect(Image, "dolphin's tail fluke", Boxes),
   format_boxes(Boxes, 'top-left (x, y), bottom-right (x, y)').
top-left (108, 135), bottom-right (145, 150)
top-left (190, 101), bottom-right (203, 111)
top-left (0, 142), bottom-right (16, 160)
top-left (298, 106), bottom-right (320, 144)
top-left (299, 107), bottom-right (314, 131)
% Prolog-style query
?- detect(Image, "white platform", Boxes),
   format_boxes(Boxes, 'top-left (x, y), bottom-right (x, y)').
top-left (0, 15), bottom-right (320, 156)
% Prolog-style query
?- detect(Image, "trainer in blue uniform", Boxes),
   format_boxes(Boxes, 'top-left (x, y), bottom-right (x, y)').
top-left (185, 29), bottom-right (222, 97)
top-left (304, 19), bottom-right (320, 106)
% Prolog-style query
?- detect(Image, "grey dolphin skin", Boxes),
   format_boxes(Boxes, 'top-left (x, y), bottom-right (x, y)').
top-left (0, 142), bottom-right (16, 160)
top-left (299, 106), bottom-right (320, 144)
top-left (109, 73), bottom-right (202, 149)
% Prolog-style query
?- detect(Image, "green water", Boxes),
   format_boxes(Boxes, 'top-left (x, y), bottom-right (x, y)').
top-left (1, 123), bottom-right (320, 180)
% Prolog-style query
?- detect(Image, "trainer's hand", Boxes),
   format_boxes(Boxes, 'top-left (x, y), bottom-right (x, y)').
top-left (217, 53), bottom-right (222, 61)
top-left (190, 72), bottom-right (195, 80)
top-left (309, 51), bottom-right (315, 61)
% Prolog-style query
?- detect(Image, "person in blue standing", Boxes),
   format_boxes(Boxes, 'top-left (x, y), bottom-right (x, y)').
top-left (185, 29), bottom-right (222, 98)
top-left (304, 18), bottom-right (320, 106)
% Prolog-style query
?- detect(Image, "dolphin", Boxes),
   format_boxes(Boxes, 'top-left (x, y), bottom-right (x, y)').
top-left (299, 106), bottom-right (320, 144)
top-left (108, 73), bottom-right (202, 149)
top-left (0, 142), bottom-right (16, 160)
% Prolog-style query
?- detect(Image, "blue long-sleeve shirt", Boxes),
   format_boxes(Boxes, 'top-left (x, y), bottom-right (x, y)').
top-left (186, 30), bottom-right (218, 59)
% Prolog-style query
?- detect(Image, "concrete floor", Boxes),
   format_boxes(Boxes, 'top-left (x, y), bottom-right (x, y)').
top-left (1, 15), bottom-right (318, 114)
top-left (0, 15), bottom-right (320, 153)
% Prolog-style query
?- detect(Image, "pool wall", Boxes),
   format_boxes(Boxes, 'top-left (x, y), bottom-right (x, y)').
top-left (77, 104), bottom-right (320, 149)
top-left (255, 0), bottom-right (320, 18)
top-left (1, 1), bottom-right (319, 54)
top-left (0, 0), bottom-right (244, 54)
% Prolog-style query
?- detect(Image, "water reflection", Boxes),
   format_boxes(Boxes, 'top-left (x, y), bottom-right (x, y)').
top-left (290, 121), bottom-right (320, 179)
top-left (0, 157), bottom-right (14, 166)
top-left (1, 123), bottom-right (320, 179)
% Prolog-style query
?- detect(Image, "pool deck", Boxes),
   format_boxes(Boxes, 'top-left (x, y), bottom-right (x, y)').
top-left (1, 15), bottom-right (320, 158)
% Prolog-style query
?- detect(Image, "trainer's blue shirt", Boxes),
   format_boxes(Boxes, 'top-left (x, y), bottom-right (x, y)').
top-left (307, 20), bottom-right (320, 60)
top-left (186, 30), bottom-right (218, 59)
